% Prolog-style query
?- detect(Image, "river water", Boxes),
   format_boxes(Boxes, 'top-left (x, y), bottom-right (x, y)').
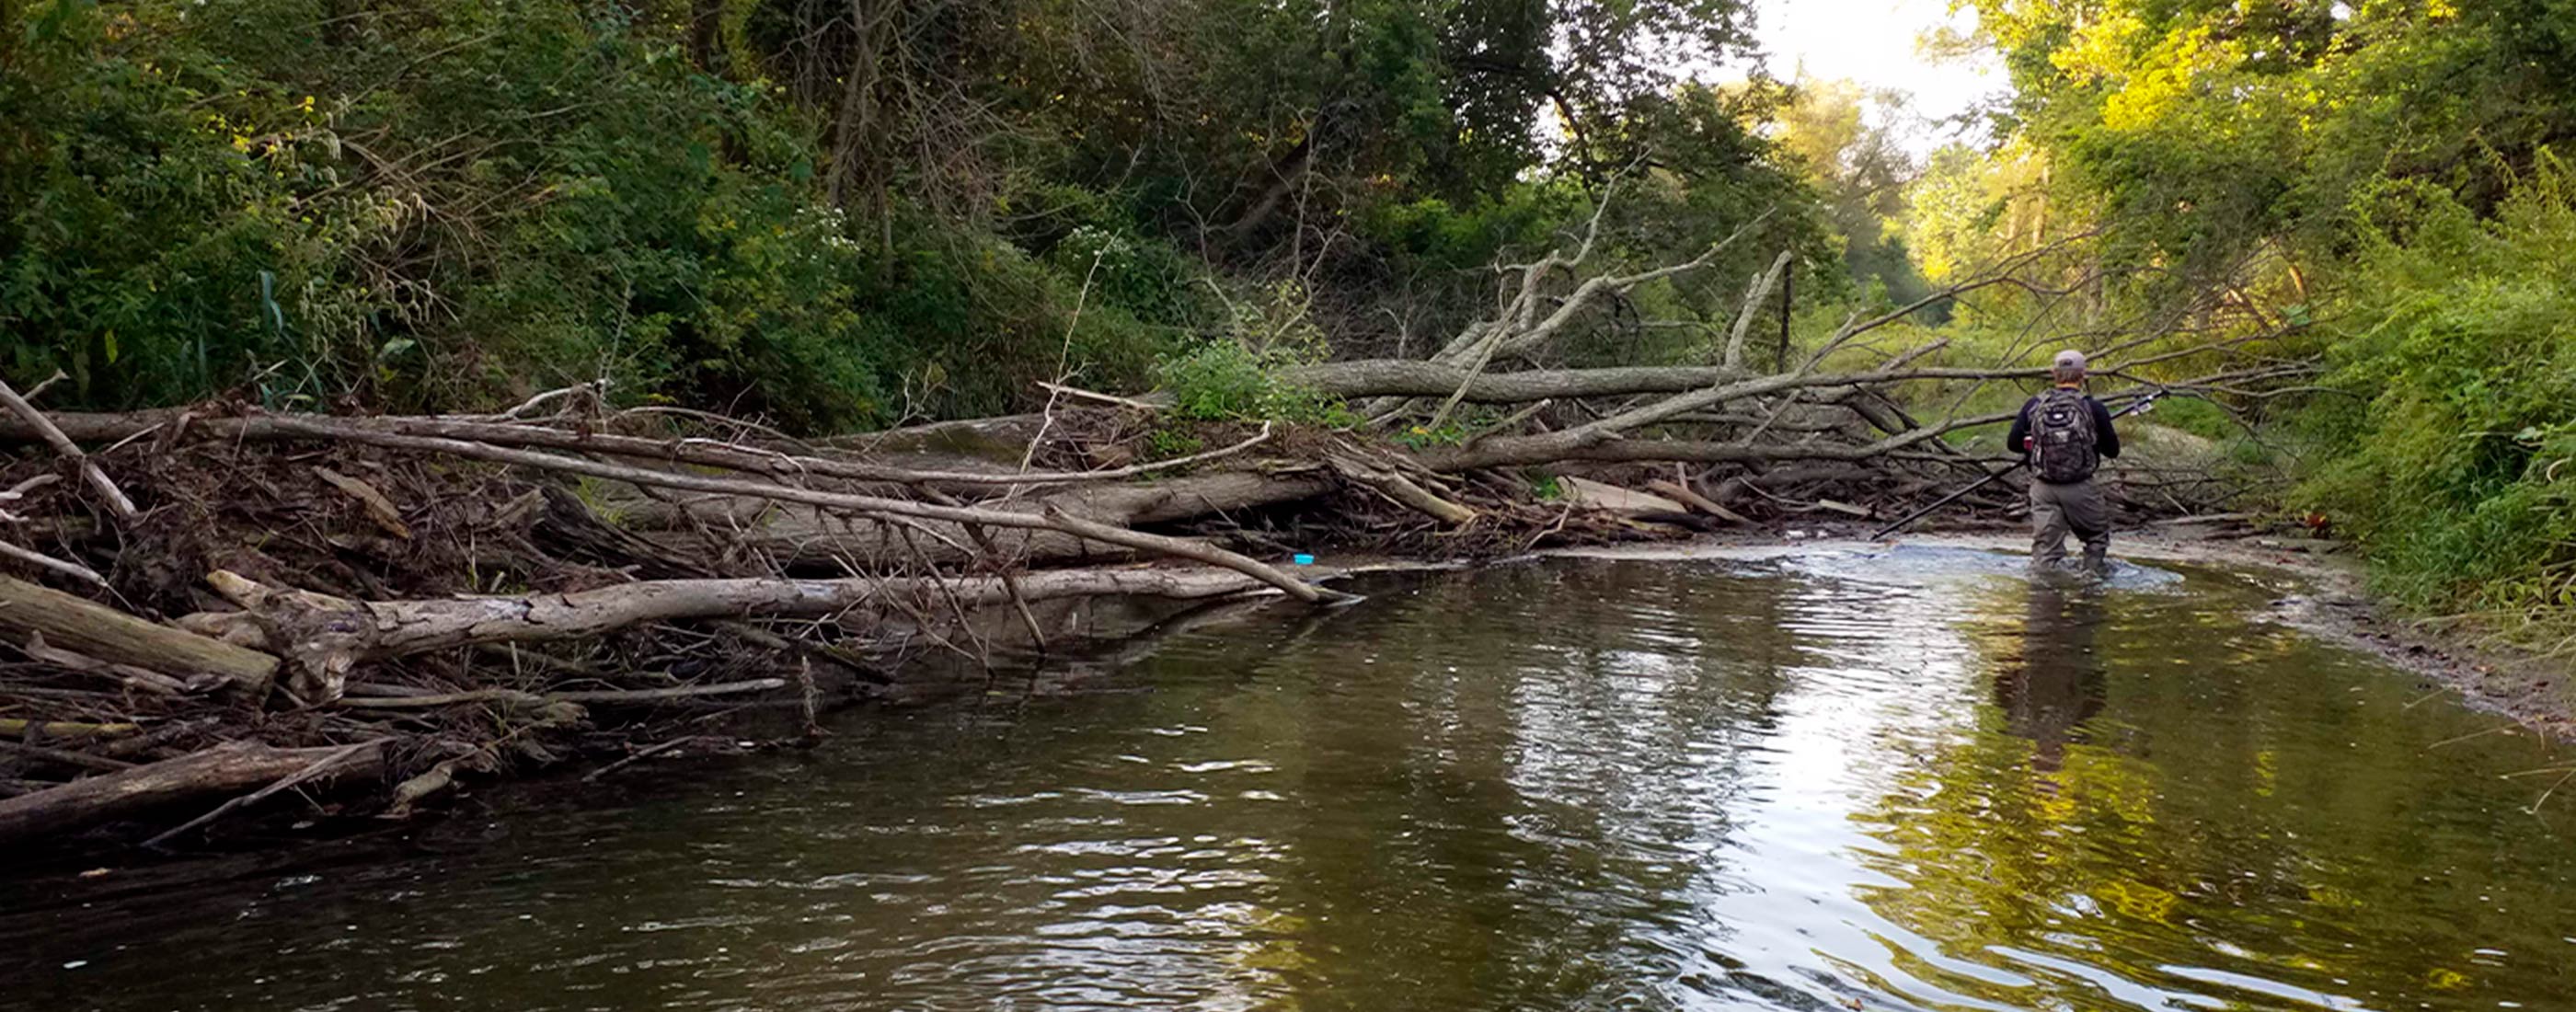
top-left (8, 547), bottom-right (2576, 1010)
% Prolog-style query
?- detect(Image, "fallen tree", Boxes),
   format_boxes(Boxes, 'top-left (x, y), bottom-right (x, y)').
top-left (190, 566), bottom-right (1277, 663)
top-left (0, 741), bottom-right (385, 848)
top-left (0, 575), bottom-right (279, 692)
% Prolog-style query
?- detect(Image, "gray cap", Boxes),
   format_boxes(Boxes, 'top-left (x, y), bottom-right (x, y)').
top-left (2053, 349), bottom-right (2087, 371)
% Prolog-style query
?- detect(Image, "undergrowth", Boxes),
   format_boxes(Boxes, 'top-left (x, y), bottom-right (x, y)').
top-left (0, 0), bottom-right (1190, 431)
top-left (2296, 154), bottom-right (2576, 648)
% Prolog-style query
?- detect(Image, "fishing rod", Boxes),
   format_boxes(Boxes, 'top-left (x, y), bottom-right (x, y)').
top-left (1869, 389), bottom-right (2166, 541)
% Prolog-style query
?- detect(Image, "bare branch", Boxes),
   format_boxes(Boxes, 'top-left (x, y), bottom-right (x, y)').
top-left (1723, 251), bottom-right (1793, 369)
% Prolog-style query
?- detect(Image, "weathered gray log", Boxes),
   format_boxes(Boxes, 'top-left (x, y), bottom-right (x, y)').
top-left (141, 739), bottom-right (385, 848)
top-left (0, 376), bottom-right (137, 519)
top-left (1328, 454), bottom-right (1476, 524)
top-left (1711, 464), bottom-right (1880, 505)
top-left (333, 678), bottom-right (788, 709)
top-left (626, 469), bottom-right (1340, 566)
top-left (188, 566), bottom-right (1278, 661)
top-left (1286, 361), bottom-right (1753, 402)
top-left (0, 410), bottom-right (1264, 489)
top-left (1415, 426), bottom-right (1970, 473)
top-left (0, 575), bottom-right (281, 691)
top-left (209, 419), bottom-right (1328, 604)
top-left (0, 741), bottom-right (383, 847)
top-left (1643, 480), bottom-right (1751, 523)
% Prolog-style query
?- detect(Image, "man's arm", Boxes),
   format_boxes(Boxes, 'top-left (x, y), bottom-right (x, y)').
top-left (2006, 397), bottom-right (2033, 454)
top-left (2091, 399), bottom-right (2122, 459)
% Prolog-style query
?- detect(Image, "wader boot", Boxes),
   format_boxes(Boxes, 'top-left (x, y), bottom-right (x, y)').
top-left (2030, 476), bottom-right (2111, 575)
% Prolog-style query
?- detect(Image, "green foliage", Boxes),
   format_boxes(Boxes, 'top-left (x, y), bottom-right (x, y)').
top-left (1391, 420), bottom-right (1470, 449)
top-left (0, 0), bottom-right (1218, 431)
top-left (4, 0), bottom-right (1820, 429)
top-left (2297, 155), bottom-right (2576, 632)
top-left (1145, 426), bottom-right (1207, 459)
top-left (1919, 0), bottom-right (2576, 638)
top-left (1156, 339), bottom-right (1351, 425)
top-left (1777, 75), bottom-right (1938, 311)
top-left (1958, 0), bottom-right (2576, 284)
top-left (2145, 396), bottom-right (2235, 444)
top-left (1048, 225), bottom-right (1210, 329)
top-left (854, 216), bottom-right (1179, 422)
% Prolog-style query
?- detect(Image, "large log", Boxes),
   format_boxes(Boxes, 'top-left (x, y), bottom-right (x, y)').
top-left (0, 576), bottom-right (280, 691)
top-left (0, 410), bottom-right (1265, 489)
top-left (1285, 361), bottom-right (1752, 402)
top-left (197, 419), bottom-right (1329, 604)
top-left (191, 566), bottom-right (1279, 661)
top-left (624, 469), bottom-right (1341, 566)
top-left (0, 741), bottom-right (383, 847)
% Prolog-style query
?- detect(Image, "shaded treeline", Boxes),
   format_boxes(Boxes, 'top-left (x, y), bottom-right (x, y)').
top-left (0, 0), bottom-right (1830, 430)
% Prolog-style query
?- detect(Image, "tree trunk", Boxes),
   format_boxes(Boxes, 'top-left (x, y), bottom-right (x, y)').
top-left (0, 576), bottom-right (280, 692)
top-left (190, 566), bottom-right (1280, 661)
top-left (1284, 362), bottom-right (1750, 402)
top-left (0, 742), bottom-right (383, 847)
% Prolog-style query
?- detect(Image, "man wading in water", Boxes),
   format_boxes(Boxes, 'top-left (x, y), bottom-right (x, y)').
top-left (2006, 350), bottom-right (2122, 575)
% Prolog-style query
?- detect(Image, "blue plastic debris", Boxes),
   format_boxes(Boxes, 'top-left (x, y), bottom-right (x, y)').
top-left (1292, 554), bottom-right (1316, 566)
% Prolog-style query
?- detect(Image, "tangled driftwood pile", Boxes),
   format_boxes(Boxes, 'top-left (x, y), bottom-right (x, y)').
top-left (0, 223), bottom-right (2302, 855)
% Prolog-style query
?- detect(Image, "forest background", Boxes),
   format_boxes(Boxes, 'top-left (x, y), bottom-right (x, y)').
top-left (6, 0), bottom-right (2576, 644)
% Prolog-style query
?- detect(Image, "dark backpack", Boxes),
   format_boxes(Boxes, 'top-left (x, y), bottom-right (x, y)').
top-left (2030, 388), bottom-right (2099, 483)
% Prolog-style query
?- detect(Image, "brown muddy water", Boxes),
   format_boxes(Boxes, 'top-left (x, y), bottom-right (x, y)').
top-left (6, 546), bottom-right (2576, 1011)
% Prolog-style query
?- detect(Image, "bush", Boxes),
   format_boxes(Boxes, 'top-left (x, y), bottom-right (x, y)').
top-left (2296, 154), bottom-right (2576, 633)
top-left (0, 0), bottom-right (1181, 432)
top-left (1155, 276), bottom-right (1355, 425)
top-left (1157, 339), bottom-right (1348, 424)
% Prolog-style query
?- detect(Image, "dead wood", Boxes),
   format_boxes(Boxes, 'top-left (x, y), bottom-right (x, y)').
top-left (0, 718), bottom-right (139, 738)
top-left (0, 375), bottom-right (137, 520)
top-left (214, 417), bottom-right (1327, 603)
top-left (0, 409), bottom-right (1268, 489)
top-left (0, 240), bottom-right (2315, 853)
top-left (0, 537), bottom-right (107, 586)
top-left (581, 735), bottom-right (714, 782)
top-left (627, 468), bottom-right (1341, 568)
top-left (332, 678), bottom-right (786, 710)
top-left (1722, 251), bottom-right (1794, 370)
top-left (0, 741), bottom-right (384, 847)
top-left (0, 576), bottom-right (281, 692)
top-left (186, 565), bottom-right (1281, 664)
top-left (1288, 361), bottom-right (1751, 402)
top-left (0, 738), bottom-right (136, 772)
top-left (1329, 454), bottom-right (1477, 525)
top-left (141, 739), bottom-right (385, 848)
top-left (1644, 480), bottom-right (1751, 524)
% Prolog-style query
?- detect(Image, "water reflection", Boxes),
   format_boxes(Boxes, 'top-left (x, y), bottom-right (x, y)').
top-left (1997, 582), bottom-right (2110, 781)
top-left (3, 556), bottom-right (2572, 1012)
